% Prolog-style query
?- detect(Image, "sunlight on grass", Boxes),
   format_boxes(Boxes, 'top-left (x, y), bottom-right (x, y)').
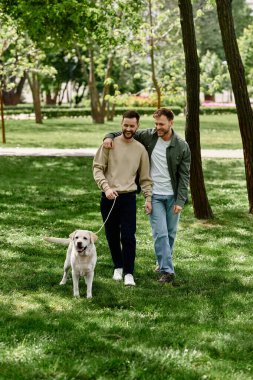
top-left (3, 114), bottom-right (242, 149)
top-left (2, 340), bottom-right (46, 364)
top-left (0, 157), bottom-right (253, 379)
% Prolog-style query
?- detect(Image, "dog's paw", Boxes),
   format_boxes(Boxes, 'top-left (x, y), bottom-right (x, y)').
top-left (73, 293), bottom-right (80, 298)
top-left (59, 280), bottom-right (67, 285)
top-left (86, 295), bottom-right (93, 299)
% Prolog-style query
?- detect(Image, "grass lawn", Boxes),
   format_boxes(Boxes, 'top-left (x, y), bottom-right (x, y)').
top-left (2, 114), bottom-right (242, 149)
top-left (0, 156), bottom-right (253, 379)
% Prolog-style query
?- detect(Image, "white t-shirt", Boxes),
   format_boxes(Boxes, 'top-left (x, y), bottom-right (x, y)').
top-left (150, 137), bottom-right (174, 195)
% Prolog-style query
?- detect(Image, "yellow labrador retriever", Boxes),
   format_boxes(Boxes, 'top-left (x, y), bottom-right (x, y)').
top-left (45, 230), bottom-right (98, 298)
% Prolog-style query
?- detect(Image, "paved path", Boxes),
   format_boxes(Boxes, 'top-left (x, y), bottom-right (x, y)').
top-left (0, 147), bottom-right (243, 158)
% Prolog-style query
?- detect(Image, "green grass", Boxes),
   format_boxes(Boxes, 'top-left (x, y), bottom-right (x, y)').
top-left (2, 114), bottom-right (242, 149)
top-left (0, 156), bottom-right (253, 379)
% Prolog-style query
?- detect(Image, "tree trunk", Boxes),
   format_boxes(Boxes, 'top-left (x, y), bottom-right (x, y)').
top-left (58, 81), bottom-right (69, 106)
top-left (204, 94), bottom-right (215, 102)
top-left (88, 48), bottom-right (104, 123)
top-left (74, 82), bottom-right (86, 105)
top-left (101, 53), bottom-right (115, 115)
top-left (148, 0), bottom-right (162, 108)
top-left (3, 76), bottom-right (26, 105)
top-left (216, 0), bottom-right (253, 214)
top-left (178, 0), bottom-right (214, 219)
top-left (46, 86), bottom-right (59, 105)
top-left (77, 45), bottom-right (114, 124)
top-left (0, 89), bottom-right (6, 144)
top-left (27, 72), bottom-right (43, 124)
top-left (106, 101), bottom-right (115, 121)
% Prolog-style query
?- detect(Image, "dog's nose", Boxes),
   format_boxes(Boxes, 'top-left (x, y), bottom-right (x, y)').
top-left (77, 242), bottom-right (82, 248)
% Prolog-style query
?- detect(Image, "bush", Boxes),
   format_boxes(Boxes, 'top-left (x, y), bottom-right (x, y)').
top-left (114, 94), bottom-right (186, 108)
top-left (200, 106), bottom-right (237, 115)
top-left (3, 106), bottom-right (183, 118)
top-left (4, 104), bottom-right (243, 118)
top-left (114, 107), bottom-right (182, 116)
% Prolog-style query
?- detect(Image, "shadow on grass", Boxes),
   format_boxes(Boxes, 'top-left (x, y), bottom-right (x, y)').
top-left (1, 157), bottom-right (253, 379)
top-left (1, 268), bottom-right (253, 380)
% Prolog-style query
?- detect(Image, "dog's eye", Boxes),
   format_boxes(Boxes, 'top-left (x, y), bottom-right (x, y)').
top-left (83, 237), bottom-right (88, 240)
top-left (75, 236), bottom-right (79, 239)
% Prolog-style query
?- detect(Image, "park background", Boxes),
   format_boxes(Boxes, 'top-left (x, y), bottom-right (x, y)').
top-left (1, 1), bottom-right (253, 379)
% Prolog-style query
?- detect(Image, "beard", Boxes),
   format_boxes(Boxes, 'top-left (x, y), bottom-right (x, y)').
top-left (157, 130), bottom-right (167, 137)
top-left (156, 128), bottom-right (171, 138)
top-left (123, 130), bottom-right (135, 139)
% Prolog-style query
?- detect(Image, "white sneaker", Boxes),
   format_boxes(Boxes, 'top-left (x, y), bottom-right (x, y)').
top-left (124, 274), bottom-right (136, 286)
top-left (113, 268), bottom-right (123, 281)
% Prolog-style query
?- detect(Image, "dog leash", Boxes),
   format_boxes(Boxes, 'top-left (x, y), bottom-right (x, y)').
top-left (95, 196), bottom-right (117, 235)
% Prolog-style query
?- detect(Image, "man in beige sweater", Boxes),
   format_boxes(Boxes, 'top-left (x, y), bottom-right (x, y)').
top-left (93, 110), bottom-right (152, 286)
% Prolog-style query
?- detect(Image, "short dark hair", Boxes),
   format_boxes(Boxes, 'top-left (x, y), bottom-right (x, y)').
top-left (153, 108), bottom-right (174, 121)
top-left (122, 110), bottom-right (140, 123)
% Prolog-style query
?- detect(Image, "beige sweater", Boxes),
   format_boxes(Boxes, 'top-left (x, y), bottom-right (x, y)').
top-left (93, 136), bottom-right (152, 201)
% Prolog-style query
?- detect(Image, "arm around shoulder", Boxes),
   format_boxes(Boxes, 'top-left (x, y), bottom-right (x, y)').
top-left (138, 148), bottom-right (152, 202)
top-left (93, 146), bottom-right (110, 192)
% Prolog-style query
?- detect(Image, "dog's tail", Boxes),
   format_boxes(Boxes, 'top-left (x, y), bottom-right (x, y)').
top-left (44, 237), bottom-right (70, 245)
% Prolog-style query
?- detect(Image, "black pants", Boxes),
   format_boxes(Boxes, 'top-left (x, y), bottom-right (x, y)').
top-left (101, 192), bottom-right (136, 275)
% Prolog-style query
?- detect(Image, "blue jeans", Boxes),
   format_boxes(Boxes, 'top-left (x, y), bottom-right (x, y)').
top-left (150, 194), bottom-right (180, 274)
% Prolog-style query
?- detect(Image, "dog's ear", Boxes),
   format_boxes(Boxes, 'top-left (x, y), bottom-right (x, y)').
top-left (90, 232), bottom-right (98, 244)
top-left (69, 231), bottom-right (76, 240)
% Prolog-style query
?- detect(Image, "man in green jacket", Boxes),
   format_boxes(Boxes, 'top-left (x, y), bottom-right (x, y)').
top-left (103, 108), bottom-right (191, 283)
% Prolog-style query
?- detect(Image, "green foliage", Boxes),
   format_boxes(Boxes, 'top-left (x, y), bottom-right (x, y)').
top-left (0, 0), bottom-right (146, 113)
top-left (0, 0), bottom-right (102, 45)
top-left (195, 2), bottom-right (224, 60)
top-left (1, 0), bottom-right (253, 107)
top-left (195, 0), bottom-right (253, 60)
top-left (0, 14), bottom-right (29, 90)
top-left (113, 93), bottom-right (185, 108)
top-left (200, 51), bottom-right (231, 96)
top-left (3, 106), bottom-right (183, 119)
top-left (0, 156), bottom-right (253, 379)
top-left (131, 0), bottom-right (185, 96)
top-left (238, 24), bottom-right (253, 96)
top-left (200, 106), bottom-right (238, 115)
top-left (232, 0), bottom-right (253, 37)
top-left (40, 49), bottom-right (85, 101)
top-left (0, 0), bottom-right (144, 47)
top-left (0, 12), bottom-right (56, 93)
top-left (3, 104), bottom-right (241, 118)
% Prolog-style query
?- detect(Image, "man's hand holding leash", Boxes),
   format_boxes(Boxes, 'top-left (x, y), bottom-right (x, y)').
top-left (105, 188), bottom-right (118, 199)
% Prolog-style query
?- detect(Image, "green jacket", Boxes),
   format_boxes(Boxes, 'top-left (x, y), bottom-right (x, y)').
top-left (106, 128), bottom-right (191, 207)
